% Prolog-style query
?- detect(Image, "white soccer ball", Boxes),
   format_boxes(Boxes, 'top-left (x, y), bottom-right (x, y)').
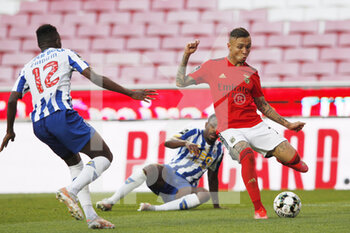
top-left (273, 191), bottom-right (301, 218)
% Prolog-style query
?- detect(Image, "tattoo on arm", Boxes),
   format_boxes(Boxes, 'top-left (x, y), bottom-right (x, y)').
top-left (254, 97), bottom-right (289, 127)
top-left (176, 54), bottom-right (195, 87)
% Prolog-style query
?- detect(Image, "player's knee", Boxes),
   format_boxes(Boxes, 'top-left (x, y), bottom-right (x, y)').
top-left (239, 147), bottom-right (255, 163)
top-left (144, 164), bottom-right (161, 186)
top-left (197, 190), bottom-right (210, 204)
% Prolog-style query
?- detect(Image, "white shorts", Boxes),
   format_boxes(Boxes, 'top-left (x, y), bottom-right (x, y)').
top-left (219, 121), bottom-right (287, 158)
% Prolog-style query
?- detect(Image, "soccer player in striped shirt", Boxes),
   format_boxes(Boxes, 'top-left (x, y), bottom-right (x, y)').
top-left (0, 24), bottom-right (157, 229)
top-left (175, 27), bottom-right (308, 219)
top-left (96, 114), bottom-right (224, 211)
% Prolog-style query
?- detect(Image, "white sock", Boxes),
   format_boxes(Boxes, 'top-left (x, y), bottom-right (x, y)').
top-left (67, 156), bottom-right (111, 196)
top-left (69, 160), bottom-right (98, 220)
top-left (108, 169), bottom-right (147, 204)
top-left (154, 193), bottom-right (200, 211)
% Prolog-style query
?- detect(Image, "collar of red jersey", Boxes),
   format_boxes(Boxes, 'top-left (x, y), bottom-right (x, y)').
top-left (225, 57), bottom-right (247, 67)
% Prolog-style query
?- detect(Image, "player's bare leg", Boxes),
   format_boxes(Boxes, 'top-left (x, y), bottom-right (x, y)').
top-left (233, 141), bottom-right (267, 219)
top-left (96, 164), bottom-right (151, 211)
top-left (270, 141), bottom-right (308, 173)
top-left (138, 186), bottom-right (208, 211)
top-left (57, 132), bottom-right (115, 228)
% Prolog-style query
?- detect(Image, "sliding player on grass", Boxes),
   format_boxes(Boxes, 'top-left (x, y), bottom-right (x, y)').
top-left (175, 27), bottom-right (309, 219)
top-left (96, 114), bottom-right (224, 211)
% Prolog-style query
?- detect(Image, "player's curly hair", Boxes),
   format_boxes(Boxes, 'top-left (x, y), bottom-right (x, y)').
top-left (36, 24), bottom-right (60, 46)
top-left (230, 27), bottom-right (250, 39)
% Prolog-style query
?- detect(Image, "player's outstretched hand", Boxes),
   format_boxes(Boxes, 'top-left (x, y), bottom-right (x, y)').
top-left (0, 131), bottom-right (15, 152)
top-left (184, 40), bottom-right (200, 55)
top-left (287, 121), bottom-right (305, 132)
top-left (130, 89), bottom-right (158, 103)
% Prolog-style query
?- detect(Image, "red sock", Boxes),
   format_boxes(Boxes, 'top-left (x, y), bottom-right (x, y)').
top-left (277, 152), bottom-right (309, 173)
top-left (240, 148), bottom-right (264, 211)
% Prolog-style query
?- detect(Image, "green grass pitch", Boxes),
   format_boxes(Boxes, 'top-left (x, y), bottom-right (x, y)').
top-left (0, 190), bottom-right (349, 233)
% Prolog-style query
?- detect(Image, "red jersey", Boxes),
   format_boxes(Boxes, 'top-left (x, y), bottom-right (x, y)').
top-left (189, 57), bottom-right (264, 132)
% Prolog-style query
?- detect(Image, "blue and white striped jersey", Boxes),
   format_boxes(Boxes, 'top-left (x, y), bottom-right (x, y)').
top-left (167, 128), bottom-right (224, 187)
top-left (12, 48), bottom-right (89, 122)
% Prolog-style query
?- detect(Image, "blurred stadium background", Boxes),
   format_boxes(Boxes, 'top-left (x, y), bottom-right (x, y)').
top-left (0, 0), bottom-right (349, 195)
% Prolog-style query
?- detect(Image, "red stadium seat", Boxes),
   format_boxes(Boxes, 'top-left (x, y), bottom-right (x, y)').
top-left (142, 51), bottom-right (176, 65)
top-left (239, 9), bottom-right (267, 23)
top-left (187, 0), bottom-right (217, 10)
top-left (152, 0), bottom-right (184, 10)
top-left (283, 75), bottom-right (318, 82)
top-left (289, 21), bottom-right (319, 35)
top-left (319, 75), bottom-right (350, 82)
top-left (197, 36), bottom-right (227, 50)
top-left (106, 52), bottom-right (141, 65)
top-left (112, 24), bottom-right (145, 37)
top-left (120, 66), bottom-right (155, 81)
top-left (181, 23), bottom-right (214, 36)
top-left (177, 49), bottom-right (212, 64)
top-left (49, 1), bottom-right (82, 13)
top-left (338, 62), bottom-right (350, 74)
top-left (61, 39), bottom-right (90, 53)
top-left (92, 65), bottom-right (120, 81)
top-left (77, 25), bottom-right (110, 38)
top-left (2, 53), bottom-right (35, 66)
top-left (83, 0), bottom-right (116, 12)
top-left (251, 35), bottom-right (267, 48)
top-left (63, 13), bottom-right (97, 26)
top-left (251, 22), bottom-right (284, 35)
top-left (83, 52), bottom-right (106, 65)
top-left (133, 12), bottom-right (165, 24)
top-left (302, 34), bottom-right (337, 47)
top-left (267, 35), bottom-right (301, 48)
top-left (22, 39), bottom-right (41, 53)
top-left (167, 11), bottom-right (200, 23)
top-left (56, 25), bottom-right (76, 39)
top-left (162, 36), bottom-right (194, 50)
top-left (260, 75), bottom-right (281, 82)
top-left (0, 26), bottom-right (7, 39)
top-left (19, 1), bottom-right (48, 14)
top-left (320, 48), bottom-right (350, 61)
top-left (99, 12), bottom-right (131, 25)
top-left (200, 10), bottom-right (235, 23)
top-left (301, 62), bottom-right (336, 76)
top-left (0, 14), bottom-right (29, 27)
top-left (157, 65), bottom-right (177, 79)
top-left (0, 39), bottom-right (21, 53)
top-left (324, 20), bottom-right (350, 33)
top-left (215, 22), bottom-right (250, 35)
top-left (118, 0), bottom-right (150, 11)
top-left (147, 24), bottom-right (179, 36)
top-left (91, 38), bottom-right (124, 52)
top-left (9, 25), bottom-right (37, 39)
top-left (127, 37), bottom-right (161, 50)
top-left (339, 34), bottom-right (350, 47)
top-left (31, 14), bottom-right (63, 27)
top-left (248, 48), bottom-right (283, 63)
top-left (264, 63), bottom-right (299, 77)
top-left (0, 66), bottom-right (14, 81)
top-left (284, 48), bottom-right (319, 62)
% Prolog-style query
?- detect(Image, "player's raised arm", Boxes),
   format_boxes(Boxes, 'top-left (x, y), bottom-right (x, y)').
top-left (0, 91), bottom-right (22, 152)
top-left (176, 40), bottom-right (200, 87)
top-left (164, 137), bottom-right (200, 156)
top-left (81, 67), bottom-right (158, 103)
top-left (254, 96), bottom-right (305, 132)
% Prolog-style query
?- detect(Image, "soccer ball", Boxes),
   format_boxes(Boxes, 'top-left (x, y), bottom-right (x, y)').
top-left (273, 191), bottom-right (301, 218)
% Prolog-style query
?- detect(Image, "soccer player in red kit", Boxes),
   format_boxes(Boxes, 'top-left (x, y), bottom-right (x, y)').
top-left (175, 27), bottom-right (308, 219)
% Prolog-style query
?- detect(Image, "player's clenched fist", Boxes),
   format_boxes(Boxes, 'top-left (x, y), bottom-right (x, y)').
top-left (184, 40), bottom-right (200, 55)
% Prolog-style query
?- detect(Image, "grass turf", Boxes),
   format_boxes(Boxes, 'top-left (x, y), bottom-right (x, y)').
top-left (0, 190), bottom-right (349, 233)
